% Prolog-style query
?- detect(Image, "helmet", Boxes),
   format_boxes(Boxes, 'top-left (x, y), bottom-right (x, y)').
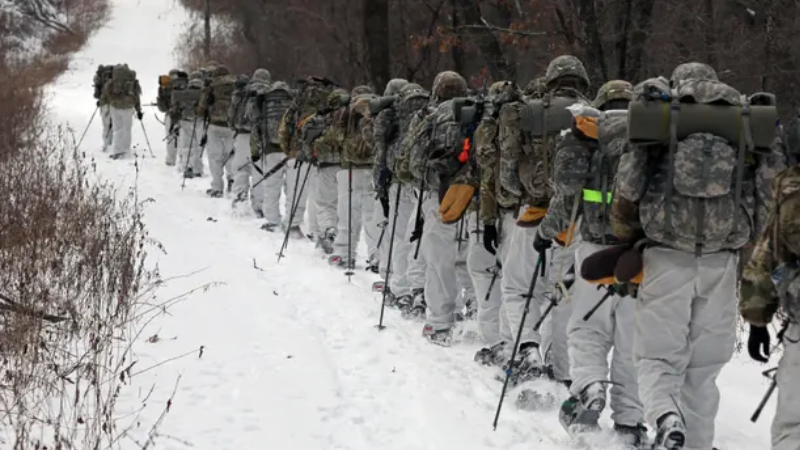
top-left (432, 71), bottom-right (467, 101)
top-left (593, 80), bottom-right (634, 109)
top-left (189, 71), bottom-right (202, 80)
top-left (400, 83), bottom-right (425, 97)
top-left (351, 85), bottom-right (374, 97)
top-left (326, 88), bottom-right (351, 110)
top-left (188, 78), bottom-right (204, 89)
top-left (384, 78), bottom-right (409, 96)
top-left (670, 62), bottom-right (718, 84)
top-left (252, 68), bottom-right (272, 85)
top-left (488, 81), bottom-right (520, 105)
top-left (523, 77), bottom-right (547, 99)
top-left (211, 65), bottom-right (230, 77)
top-left (545, 55), bottom-right (589, 89)
top-left (169, 69), bottom-right (180, 77)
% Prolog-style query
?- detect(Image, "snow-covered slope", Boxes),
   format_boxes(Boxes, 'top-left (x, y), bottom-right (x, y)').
top-left (47, 1), bottom-right (778, 448)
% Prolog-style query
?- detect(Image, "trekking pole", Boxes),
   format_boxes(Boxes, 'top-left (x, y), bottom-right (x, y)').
top-left (278, 161), bottom-right (304, 262)
top-left (493, 254), bottom-right (545, 430)
top-left (751, 367), bottom-right (779, 423)
top-left (75, 105), bottom-right (99, 150)
top-left (377, 185), bottom-right (403, 330)
top-left (181, 117), bottom-right (199, 190)
top-left (278, 162), bottom-right (311, 263)
top-left (345, 165), bottom-right (355, 281)
top-left (582, 285), bottom-right (616, 321)
top-left (253, 157), bottom-right (290, 189)
top-left (484, 262), bottom-right (501, 303)
top-left (138, 118), bottom-right (156, 158)
top-left (412, 182), bottom-right (427, 259)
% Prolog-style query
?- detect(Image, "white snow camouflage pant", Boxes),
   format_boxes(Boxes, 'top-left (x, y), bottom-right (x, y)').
top-left (379, 183), bottom-right (415, 297)
top-left (421, 192), bottom-right (459, 330)
top-left (773, 323), bottom-right (800, 450)
top-left (471, 211), bottom-right (514, 345)
top-left (314, 165), bottom-right (339, 232)
top-left (110, 107), bottom-right (133, 156)
top-left (283, 160), bottom-right (310, 229)
top-left (178, 119), bottom-right (203, 175)
top-left (405, 188), bottom-right (427, 291)
top-left (333, 168), bottom-right (379, 264)
top-left (539, 239), bottom-right (576, 382)
top-left (205, 124), bottom-right (235, 192)
top-left (165, 114), bottom-right (178, 165)
top-left (455, 214), bottom-right (476, 311)
top-left (569, 241), bottom-right (643, 427)
top-left (230, 132), bottom-right (252, 203)
top-left (252, 152), bottom-right (287, 225)
top-left (634, 247), bottom-right (737, 450)
top-left (306, 168), bottom-right (320, 237)
top-left (100, 105), bottom-right (113, 151)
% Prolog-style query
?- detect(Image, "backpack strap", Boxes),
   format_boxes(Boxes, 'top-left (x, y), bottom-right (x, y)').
top-left (664, 100), bottom-right (681, 243)
top-left (542, 94), bottom-right (550, 183)
top-left (733, 102), bottom-right (753, 238)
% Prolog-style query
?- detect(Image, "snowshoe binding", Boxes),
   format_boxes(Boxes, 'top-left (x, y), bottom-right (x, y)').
top-left (183, 168), bottom-right (196, 179)
top-left (226, 179), bottom-right (234, 193)
top-left (253, 208), bottom-right (265, 219)
top-left (474, 341), bottom-right (508, 367)
top-left (381, 287), bottom-right (397, 307)
top-left (394, 294), bottom-right (413, 310)
top-left (401, 288), bottom-right (426, 320)
top-left (261, 222), bottom-right (278, 232)
top-left (464, 298), bottom-right (478, 321)
top-left (328, 255), bottom-right (354, 269)
top-left (206, 189), bottom-right (223, 198)
top-left (316, 228), bottom-right (336, 255)
top-left (371, 280), bottom-right (385, 293)
top-left (559, 382), bottom-right (607, 435)
top-left (503, 343), bottom-right (544, 386)
top-left (422, 324), bottom-right (453, 347)
top-left (652, 413), bottom-right (686, 450)
top-left (109, 152), bottom-right (126, 160)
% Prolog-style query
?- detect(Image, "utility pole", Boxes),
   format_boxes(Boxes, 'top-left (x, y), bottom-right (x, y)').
top-left (204, 0), bottom-right (211, 60)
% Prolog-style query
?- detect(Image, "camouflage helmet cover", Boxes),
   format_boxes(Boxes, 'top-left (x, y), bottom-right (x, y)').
top-left (252, 68), bottom-right (272, 84)
top-left (593, 80), bottom-right (634, 109)
top-left (351, 85), bottom-right (374, 97)
top-left (188, 78), bottom-right (204, 89)
top-left (384, 78), bottom-right (409, 96)
top-left (432, 71), bottom-right (467, 101)
top-left (523, 77), bottom-right (547, 99)
top-left (188, 71), bottom-right (202, 80)
top-left (545, 55), bottom-right (589, 88)
top-left (326, 88), bottom-right (351, 110)
top-left (168, 69), bottom-right (180, 77)
top-left (211, 65), bottom-right (230, 77)
top-left (488, 80), bottom-right (520, 105)
top-left (670, 62), bottom-right (718, 84)
top-left (400, 83), bottom-right (425, 97)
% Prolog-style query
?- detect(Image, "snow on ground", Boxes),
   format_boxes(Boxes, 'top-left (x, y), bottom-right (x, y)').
top-left (46, 0), bottom-right (778, 448)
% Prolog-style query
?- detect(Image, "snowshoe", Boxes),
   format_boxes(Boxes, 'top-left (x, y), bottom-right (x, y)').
top-left (464, 298), bottom-right (477, 321)
top-left (253, 209), bottom-right (265, 219)
top-left (559, 382), bottom-right (607, 434)
top-left (366, 263), bottom-right (379, 274)
top-left (516, 389), bottom-right (559, 411)
top-left (206, 189), bottom-right (223, 198)
top-left (394, 294), bottom-right (413, 310)
top-left (422, 324), bottom-right (453, 347)
top-left (401, 288), bottom-right (426, 320)
top-left (165, 160), bottom-right (176, 166)
top-left (183, 168), bottom-right (196, 179)
top-left (261, 222), bottom-right (278, 232)
top-left (109, 152), bottom-right (125, 160)
top-left (382, 289), bottom-right (397, 307)
top-left (328, 255), bottom-right (353, 268)
top-left (371, 280), bottom-right (385, 292)
top-left (613, 423), bottom-right (649, 449)
top-left (317, 228), bottom-right (336, 255)
top-left (226, 179), bottom-right (234, 193)
top-left (474, 341), bottom-right (508, 367)
top-left (504, 343), bottom-right (545, 386)
top-left (652, 413), bottom-right (685, 450)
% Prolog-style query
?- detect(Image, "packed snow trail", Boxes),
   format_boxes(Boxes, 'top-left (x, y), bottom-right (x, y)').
top-left (45, 0), bottom-right (778, 448)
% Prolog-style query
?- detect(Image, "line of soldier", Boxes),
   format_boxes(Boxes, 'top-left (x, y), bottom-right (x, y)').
top-left (144, 56), bottom-right (799, 450)
top-left (93, 64), bottom-right (144, 158)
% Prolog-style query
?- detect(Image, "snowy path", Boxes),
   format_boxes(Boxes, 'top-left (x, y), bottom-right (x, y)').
top-left (46, 1), bottom-right (777, 449)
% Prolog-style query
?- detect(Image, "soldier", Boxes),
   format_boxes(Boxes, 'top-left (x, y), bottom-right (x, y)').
top-left (470, 80), bottom-right (521, 351)
top-left (100, 64), bottom-right (143, 159)
top-left (93, 64), bottom-right (115, 152)
top-left (238, 68), bottom-right (272, 216)
top-left (610, 62), bottom-right (781, 449)
top-left (329, 86), bottom-right (381, 270)
top-left (196, 63), bottom-right (238, 197)
top-left (497, 56), bottom-right (590, 385)
top-left (740, 165), bottom-right (800, 450)
top-left (278, 76), bottom-right (336, 238)
top-left (406, 71), bottom-right (469, 345)
top-left (158, 69), bottom-right (187, 166)
top-left (172, 71), bottom-right (205, 178)
top-left (536, 80), bottom-right (646, 444)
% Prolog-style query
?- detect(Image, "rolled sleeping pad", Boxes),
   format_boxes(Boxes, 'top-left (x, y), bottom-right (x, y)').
top-left (614, 248), bottom-right (644, 284)
top-left (628, 101), bottom-right (777, 149)
top-left (580, 245), bottom-right (628, 285)
top-left (369, 95), bottom-right (396, 115)
top-left (520, 96), bottom-right (579, 137)
top-left (452, 97), bottom-right (479, 124)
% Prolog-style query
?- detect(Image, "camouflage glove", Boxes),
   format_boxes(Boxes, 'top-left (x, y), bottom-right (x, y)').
top-left (748, 325), bottom-right (770, 363)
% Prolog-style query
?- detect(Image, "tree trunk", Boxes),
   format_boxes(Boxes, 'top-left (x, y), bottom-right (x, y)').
top-left (615, 0), bottom-right (633, 80)
top-left (702, 0), bottom-right (717, 67)
top-left (625, 0), bottom-right (656, 82)
top-left (453, 0), bottom-right (515, 81)
top-left (574, 0), bottom-right (607, 84)
top-left (363, 0), bottom-right (391, 91)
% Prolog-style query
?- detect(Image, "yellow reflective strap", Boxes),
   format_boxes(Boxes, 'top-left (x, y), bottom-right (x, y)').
top-left (583, 189), bottom-right (612, 204)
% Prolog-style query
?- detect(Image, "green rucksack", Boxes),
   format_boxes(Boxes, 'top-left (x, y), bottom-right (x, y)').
top-left (208, 74), bottom-right (238, 126)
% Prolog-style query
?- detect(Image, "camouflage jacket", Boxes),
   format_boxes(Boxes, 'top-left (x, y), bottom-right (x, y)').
top-left (475, 115), bottom-right (520, 224)
top-left (306, 109), bottom-right (343, 166)
top-left (341, 98), bottom-right (375, 168)
top-left (540, 111), bottom-right (629, 243)
top-left (396, 110), bottom-right (428, 184)
top-left (372, 108), bottom-right (398, 185)
top-left (278, 104), bottom-right (302, 158)
top-left (741, 165), bottom-right (800, 326)
top-left (100, 79), bottom-right (141, 111)
top-left (250, 121), bottom-right (284, 160)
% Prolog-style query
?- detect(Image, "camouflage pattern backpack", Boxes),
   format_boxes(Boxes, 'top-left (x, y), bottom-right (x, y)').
top-left (259, 82), bottom-right (294, 145)
top-left (341, 93), bottom-right (377, 167)
top-left (104, 64), bottom-right (142, 109)
top-left (158, 70), bottom-right (187, 113)
top-left (227, 75), bottom-right (252, 132)
top-left (202, 74), bottom-right (237, 126)
top-left (93, 65), bottom-right (114, 100)
top-left (171, 85), bottom-right (202, 121)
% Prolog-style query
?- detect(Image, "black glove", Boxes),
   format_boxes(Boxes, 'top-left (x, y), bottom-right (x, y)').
top-left (380, 195), bottom-right (390, 219)
top-left (96, 101), bottom-right (100, 107)
top-left (410, 216), bottom-right (424, 243)
top-left (483, 224), bottom-right (498, 255)
top-left (533, 229), bottom-right (552, 254)
top-left (748, 325), bottom-right (771, 363)
top-left (251, 154), bottom-right (261, 163)
top-left (136, 110), bottom-right (144, 121)
top-left (199, 135), bottom-right (208, 148)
